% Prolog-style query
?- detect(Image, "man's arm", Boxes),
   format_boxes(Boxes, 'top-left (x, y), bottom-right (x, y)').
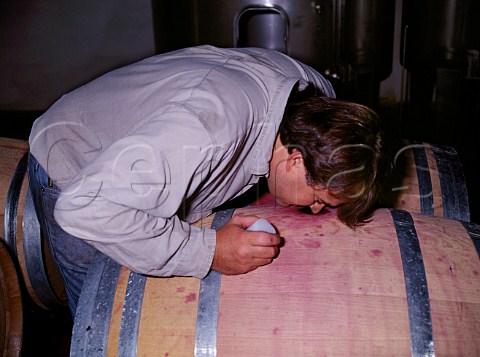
top-left (53, 128), bottom-right (217, 278)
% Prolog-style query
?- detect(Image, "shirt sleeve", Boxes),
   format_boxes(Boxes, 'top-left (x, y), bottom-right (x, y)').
top-left (53, 118), bottom-right (217, 278)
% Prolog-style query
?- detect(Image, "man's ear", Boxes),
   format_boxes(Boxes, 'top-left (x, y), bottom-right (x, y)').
top-left (286, 149), bottom-right (304, 170)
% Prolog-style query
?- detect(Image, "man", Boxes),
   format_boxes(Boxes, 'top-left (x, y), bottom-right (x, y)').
top-left (28, 45), bottom-right (383, 315)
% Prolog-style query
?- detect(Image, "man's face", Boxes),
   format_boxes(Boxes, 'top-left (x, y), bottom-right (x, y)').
top-left (267, 138), bottom-right (345, 213)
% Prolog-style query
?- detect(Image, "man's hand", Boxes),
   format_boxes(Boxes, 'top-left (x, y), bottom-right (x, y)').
top-left (212, 215), bottom-right (282, 275)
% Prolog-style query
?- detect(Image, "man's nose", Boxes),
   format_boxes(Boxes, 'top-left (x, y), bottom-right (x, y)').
top-left (309, 202), bottom-right (326, 214)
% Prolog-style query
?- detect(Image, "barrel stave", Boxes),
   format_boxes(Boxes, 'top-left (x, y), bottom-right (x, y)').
top-left (1, 137), bottom-right (67, 309)
top-left (413, 215), bottom-right (480, 356)
top-left (0, 241), bottom-right (23, 357)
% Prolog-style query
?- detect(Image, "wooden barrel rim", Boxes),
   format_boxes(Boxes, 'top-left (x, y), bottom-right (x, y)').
top-left (1, 138), bottom-right (67, 309)
top-left (3, 152), bottom-right (29, 251)
top-left (194, 209), bottom-right (235, 357)
top-left (427, 142), bottom-right (470, 220)
top-left (0, 240), bottom-right (23, 357)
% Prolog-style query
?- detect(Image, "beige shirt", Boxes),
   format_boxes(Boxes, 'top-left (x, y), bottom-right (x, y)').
top-left (29, 45), bottom-right (334, 278)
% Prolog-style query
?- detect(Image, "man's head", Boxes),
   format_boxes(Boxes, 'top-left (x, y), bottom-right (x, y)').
top-left (268, 87), bottom-right (384, 228)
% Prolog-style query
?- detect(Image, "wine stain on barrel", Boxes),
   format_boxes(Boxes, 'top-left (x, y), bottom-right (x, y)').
top-left (301, 238), bottom-right (321, 249)
top-left (184, 292), bottom-right (196, 303)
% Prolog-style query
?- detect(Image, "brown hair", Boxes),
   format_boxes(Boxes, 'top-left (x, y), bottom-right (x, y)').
top-left (279, 87), bottom-right (385, 228)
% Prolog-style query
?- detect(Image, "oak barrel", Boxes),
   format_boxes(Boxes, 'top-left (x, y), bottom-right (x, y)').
top-left (379, 141), bottom-right (470, 221)
top-left (71, 205), bottom-right (480, 356)
top-left (0, 137), bottom-right (67, 309)
top-left (0, 239), bottom-right (23, 357)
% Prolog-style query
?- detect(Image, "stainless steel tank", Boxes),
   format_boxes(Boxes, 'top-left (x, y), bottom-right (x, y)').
top-left (400, 0), bottom-right (480, 144)
top-left (152, 0), bottom-right (395, 106)
top-left (153, 0), bottom-right (339, 71)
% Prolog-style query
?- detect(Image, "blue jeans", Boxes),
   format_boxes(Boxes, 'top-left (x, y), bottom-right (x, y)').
top-left (28, 154), bottom-right (97, 316)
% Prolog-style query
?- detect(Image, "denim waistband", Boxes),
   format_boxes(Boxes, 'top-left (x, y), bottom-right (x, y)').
top-left (28, 153), bottom-right (61, 193)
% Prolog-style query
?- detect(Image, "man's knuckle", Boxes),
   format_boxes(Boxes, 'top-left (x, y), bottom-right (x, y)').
top-left (236, 247), bottom-right (249, 260)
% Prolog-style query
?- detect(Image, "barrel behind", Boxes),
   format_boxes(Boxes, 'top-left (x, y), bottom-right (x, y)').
top-left (379, 141), bottom-right (470, 221)
top-left (0, 137), bottom-right (67, 310)
top-left (0, 137), bottom-right (29, 240)
top-left (0, 239), bottom-right (23, 357)
top-left (71, 205), bottom-right (480, 356)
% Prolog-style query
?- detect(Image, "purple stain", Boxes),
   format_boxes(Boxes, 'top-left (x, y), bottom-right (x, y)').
top-left (302, 239), bottom-right (321, 248)
top-left (184, 292), bottom-right (196, 303)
